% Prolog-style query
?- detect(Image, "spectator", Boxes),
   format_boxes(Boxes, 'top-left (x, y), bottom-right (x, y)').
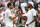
top-left (15, 5), bottom-right (19, 13)
top-left (15, 0), bottom-right (19, 7)
top-left (0, 9), bottom-right (5, 27)
top-left (36, 10), bottom-right (40, 27)
top-left (0, 0), bottom-right (2, 2)
top-left (34, 2), bottom-right (38, 10)
top-left (21, 3), bottom-right (27, 14)
top-left (11, 0), bottom-right (15, 7)
top-left (0, 2), bottom-right (4, 7)
top-left (0, 2), bottom-right (4, 11)
top-left (28, 0), bottom-right (33, 2)
top-left (20, 0), bottom-right (26, 3)
top-left (23, 0), bottom-right (27, 3)
top-left (2, 0), bottom-right (5, 2)
top-left (36, 0), bottom-right (40, 3)
top-left (3, 0), bottom-right (10, 9)
top-left (38, 2), bottom-right (40, 10)
top-left (20, 0), bottom-right (23, 3)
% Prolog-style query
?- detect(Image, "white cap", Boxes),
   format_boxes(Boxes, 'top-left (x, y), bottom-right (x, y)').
top-left (28, 2), bottom-right (34, 6)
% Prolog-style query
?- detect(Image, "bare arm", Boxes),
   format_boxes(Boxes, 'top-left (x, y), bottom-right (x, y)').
top-left (9, 14), bottom-right (19, 20)
top-left (29, 16), bottom-right (36, 24)
top-left (21, 14), bottom-right (27, 20)
top-left (9, 11), bottom-right (21, 20)
top-left (26, 16), bottom-right (37, 26)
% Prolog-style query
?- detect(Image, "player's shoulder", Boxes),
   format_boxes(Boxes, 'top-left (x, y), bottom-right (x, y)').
top-left (31, 8), bottom-right (36, 12)
top-left (28, 10), bottom-right (31, 13)
top-left (5, 9), bottom-right (10, 12)
top-left (31, 8), bottom-right (36, 11)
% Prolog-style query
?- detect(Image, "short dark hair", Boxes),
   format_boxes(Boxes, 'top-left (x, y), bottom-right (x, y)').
top-left (7, 2), bottom-right (12, 7)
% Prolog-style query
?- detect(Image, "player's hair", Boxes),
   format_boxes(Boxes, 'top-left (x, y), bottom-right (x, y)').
top-left (7, 2), bottom-right (12, 8)
top-left (28, 3), bottom-right (33, 8)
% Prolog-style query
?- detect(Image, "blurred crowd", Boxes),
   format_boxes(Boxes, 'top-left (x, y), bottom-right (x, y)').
top-left (0, 0), bottom-right (40, 27)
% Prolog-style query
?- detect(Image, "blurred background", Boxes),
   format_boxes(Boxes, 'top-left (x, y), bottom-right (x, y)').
top-left (0, 0), bottom-right (40, 27)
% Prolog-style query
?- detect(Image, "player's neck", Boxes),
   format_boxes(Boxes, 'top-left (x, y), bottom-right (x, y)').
top-left (26, 11), bottom-right (28, 13)
top-left (9, 7), bottom-right (11, 10)
top-left (30, 7), bottom-right (32, 10)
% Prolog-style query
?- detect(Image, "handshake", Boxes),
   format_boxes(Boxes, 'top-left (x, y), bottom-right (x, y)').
top-left (17, 11), bottom-right (21, 15)
top-left (15, 11), bottom-right (21, 16)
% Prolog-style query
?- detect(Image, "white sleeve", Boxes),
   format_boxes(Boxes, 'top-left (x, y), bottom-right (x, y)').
top-left (0, 17), bottom-right (3, 21)
top-left (26, 13), bottom-right (31, 24)
top-left (8, 11), bottom-right (12, 17)
top-left (32, 10), bottom-right (36, 16)
top-left (22, 14), bottom-right (26, 16)
top-left (22, 13), bottom-right (27, 16)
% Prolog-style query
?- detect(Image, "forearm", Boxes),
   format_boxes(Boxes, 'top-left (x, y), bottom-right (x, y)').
top-left (21, 15), bottom-right (27, 20)
top-left (29, 19), bottom-right (35, 24)
top-left (10, 11), bottom-right (21, 20)
top-left (29, 16), bottom-right (36, 24)
top-left (21, 14), bottom-right (24, 18)
top-left (26, 19), bottom-right (35, 26)
top-left (10, 14), bottom-right (19, 20)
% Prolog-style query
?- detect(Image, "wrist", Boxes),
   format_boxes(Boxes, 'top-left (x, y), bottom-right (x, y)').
top-left (29, 22), bottom-right (31, 25)
top-left (16, 14), bottom-right (19, 17)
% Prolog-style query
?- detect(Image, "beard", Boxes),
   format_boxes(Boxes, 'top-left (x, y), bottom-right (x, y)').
top-left (11, 7), bottom-right (13, 9)
top-left (11, 8), bottom-right (13, 9)
top-left (28, 6), bottom-right (30, 8)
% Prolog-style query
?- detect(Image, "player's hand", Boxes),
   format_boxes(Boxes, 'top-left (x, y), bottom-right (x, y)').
top-left (1, 21), bottom-right (3, 24)
top-left (20, 14), bottom-right (22, 16)
top-left (18, 11), bottom-right (21, 15)
top-left (26, 24), bottom-right (30, 26)
top-left (39, 21), bottom-right (40, 23)
top-left (19, 11), bottom-right (21, 14)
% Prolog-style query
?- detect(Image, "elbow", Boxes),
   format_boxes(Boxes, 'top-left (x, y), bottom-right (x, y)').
top-left (9, 17), bottom-right (14, 20)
